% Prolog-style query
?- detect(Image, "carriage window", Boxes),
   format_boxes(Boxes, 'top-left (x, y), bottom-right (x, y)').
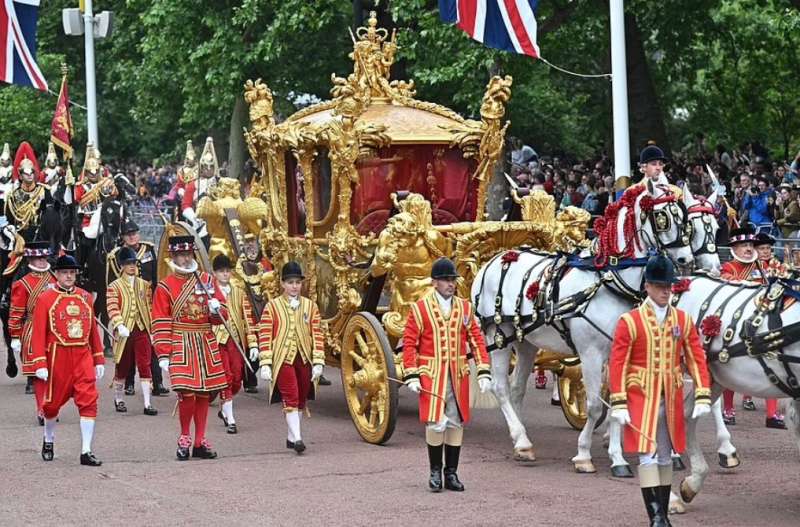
top-left (284, 154), bottom-right (306, 236)
top-left (313, 148), bottom-right (333, 222)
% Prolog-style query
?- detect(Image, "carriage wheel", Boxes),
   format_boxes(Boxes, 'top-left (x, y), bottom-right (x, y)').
top-left (340, 312), bottom-right (398, 444)
top-left (556, 357), bottom-right (608, 431)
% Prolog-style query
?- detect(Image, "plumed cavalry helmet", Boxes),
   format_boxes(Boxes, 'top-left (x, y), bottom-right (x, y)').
top-left (639, 145), bottom-right (667, 165)
top-left (281, 261), bottom-right (304, 280)
top-left (431, 257), bottom-right (459, 279)
top-left (116, 246), bottom-right (138, 266)
top-left (184, 140), bottom-right (197, 165)
top-left (213, 254), bottom-right (233, 271)
top-left (644, 254), bottom-right (678, 285)
top-left (199, 136), bottom-right (219, 177)
top-left (45, 142), bottom-right (58, 167)
top-left (0, 143), bottom-right (11, 164)
top-left (82, 142), bottom-right (102, 176)
top-left (54, 254), bottom-right (81, 271)
top-left (13, 141), bottom-right (40, 181)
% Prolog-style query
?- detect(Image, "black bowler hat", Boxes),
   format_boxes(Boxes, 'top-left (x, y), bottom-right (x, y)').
top-left (644, 254), bottom-right (678, 285)
top-left (53, 254), bottom-right (81, 271)
top-left (116, 247), bottom-right (137, 266)
top-left (281, 261), bottom-right (304, 280)
top-left (639, 145), bottom-right (668, 165)
top-left (168, 235), bottom-right (196, 252)
top-left (23, 240), bottom-right (50, 258)
top-left (431, 257), bottom-right (459, 279)
top-left (728, 226), bottom-right (756, 246)
top-left (754, 232), bottom-right (775, 247)
top-left (121, 219), bottom-right (140, 235)
top-left (213, 254), bottom-right (233, 271)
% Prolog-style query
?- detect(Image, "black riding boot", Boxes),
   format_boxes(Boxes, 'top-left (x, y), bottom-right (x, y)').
top-left (427, 443), bottom-right (443, 492)
top-left (658, 485), bottom-right (673, 527)
top-left (25, 376), bottom-right (35, 394)
top-left (641, 487), bottom-right (668, 527)
top-left (444, 445), bottom-right (465, 491)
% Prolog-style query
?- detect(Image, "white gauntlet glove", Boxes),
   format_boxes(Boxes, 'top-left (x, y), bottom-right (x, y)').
top-left (406, 379), bottom-right (421, 394)
top-left (249, 348), bottom-right (259, 362)
top-left (159, 359), bottom-right (170, 373)
top-left (95, 365), bottom-right (105, 380)
top-left (10, 338), bottom-right (21, 353)
top-left (611, 408), bottom-right (632, 426)
top-left (311, 364), bottom-right (323, 382)
top-left (260, 366), bottom-right (272, 382)
top-left (35, 368), bottom-right (49, 381)
top-left (208, 298), bottom-right (221, 314)
top-left (116, 324), bottom-right (130, 338)
top-left (692, 402), bottom-right (711, 419)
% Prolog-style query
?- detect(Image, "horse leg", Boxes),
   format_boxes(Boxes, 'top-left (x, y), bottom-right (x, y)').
top-left (571, 349), bottom-right (604, 474)
top-left (510, 342), bottom-right (535, 417)
top-left (607, 418), bottom-right (633, 477)
top-left (669, 393), bottom-right (710, 514)
top-left (712, 397), bottom-right (739, 468)
top-left (489, 343), bottom-right (536, 462)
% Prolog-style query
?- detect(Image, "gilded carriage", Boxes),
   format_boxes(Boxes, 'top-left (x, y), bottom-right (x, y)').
top-left (234, 13), bottom-right (593, 443)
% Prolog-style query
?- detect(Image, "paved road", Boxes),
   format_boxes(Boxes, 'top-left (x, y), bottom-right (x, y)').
top-left (1, 361), bottom-right (798, 527)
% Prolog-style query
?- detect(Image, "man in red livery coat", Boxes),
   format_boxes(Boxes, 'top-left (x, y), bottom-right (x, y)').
top-left (10, 241), bottom-right (56, 419)
top-left (151, 235), bottom-right (228, 460)
top-left (609, 255), bottom-right (712, 526)
top-left (29, 255), bottom-right (105, 466)
top-left (402, 258), bottom-right (492, 492)
top-left (258, 261), bottom-right (325, 454)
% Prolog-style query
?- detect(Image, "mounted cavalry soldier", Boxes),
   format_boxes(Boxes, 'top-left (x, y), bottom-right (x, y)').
top-left (41, 142), bottom-right (63, 190)
top-left (4, 142), bottom-right (56, 246)
top-left (609, 255), bottom-right (712, 527)
top-left (0, 143), bottom-right (13, 209)
top-left (74, 144), bottom-right (116, 264)
top-left (152, 235), bottom-right (228, 460)
top-left (181, 137), bottom-right (219, 241)
top-left (107, 246), bottom-right (158, 416)
top-left (174, 139), bottom-right (198, 202)
top-left (30, 254), bottom-right (105, 467)
top-left (402, 257), bottom-right (493, 492)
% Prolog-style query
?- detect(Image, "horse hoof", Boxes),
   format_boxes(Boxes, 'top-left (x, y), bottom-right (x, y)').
top-left (680, 479), bottom-right (697, 504)
top-left (610, 464), bottom-right (634, 478)
top-left (672, 456), bottom-right (686, 471)
top-left (718, 451), bottom-right (741, 469)
top-left (669, 498), bottom-right (686, 515)
top-left (513, 447), bottom-right (536, 462)
top-left (574, 460), bottom-right (597, 473)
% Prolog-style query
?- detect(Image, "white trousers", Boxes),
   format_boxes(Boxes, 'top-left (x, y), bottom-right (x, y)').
top-left (638, 401), bottom-right (673, 466)
top-left (426, 378), bottom-right (462, 433)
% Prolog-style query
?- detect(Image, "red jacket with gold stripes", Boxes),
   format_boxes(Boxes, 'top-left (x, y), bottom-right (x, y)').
top-left (402, 292), bottom-right (491, 425)
top-left (609, 302), bottom-right (711, 454)
top-left (9, 270), bottom-right (56, 376)
top-left (151, 271), bottom-right (228, 392)
top-left (28, 286), bottom-right (104, 375)
top-left (720, 259), bottom-right (762, 282)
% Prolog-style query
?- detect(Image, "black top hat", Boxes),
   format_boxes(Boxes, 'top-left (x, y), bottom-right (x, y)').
top-left (121, 219), bottom-right (140, 235)
top-left (281, 261), bottom-right (304, 280)
top-left (168, 235), bottom-right (196, 252)
top-left (644, 254), bottom-right (678, 285)
top-left (754, 232), bottom-right (775, 246)
top-left (23, 240), bottom-right (51, 258)
top-left (213, 254), bottom-right (233, 271)
top-left (639, 145), bottom-right (668, 165)
top-left (728, 226), bottom-right (756, 246)
top-left (116, 246), bottom-right (138, 266)
top-left (431, 257), bottom-right (459, 279)
top-left (53, 254), bottom-right (81, 271)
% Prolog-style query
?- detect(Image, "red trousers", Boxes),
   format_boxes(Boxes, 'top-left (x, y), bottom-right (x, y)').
top-left (114, 330), bottom-right (153, 381)
top-left (41, 348), bottom-right (98, 419)
top-left (276, 356), bottom-right (311, 410)
top-left (219, 339), bottom-right (244, 401)
top-left (723, 389), bottom-right (779, 417)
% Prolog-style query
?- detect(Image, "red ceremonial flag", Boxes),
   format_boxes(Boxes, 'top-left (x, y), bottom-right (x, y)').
top-left (50, 70), bottom-right (74, 160)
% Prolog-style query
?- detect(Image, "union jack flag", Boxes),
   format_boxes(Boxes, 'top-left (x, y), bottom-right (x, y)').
top-left (439, 0), bottom-right (540, 59)
top-left (1, 0), bottom-right (48, 91)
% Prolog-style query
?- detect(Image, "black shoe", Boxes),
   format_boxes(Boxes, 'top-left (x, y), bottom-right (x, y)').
top-left (226, 423), bottom-right (238, 434)
top-left (80, 452), bottom-right (102, 466)
top-left (444, 445), bottom-right (464, 491)
top-left (286, 439), bottom-right (295, 449)
top-left (217, 410), bottom-right (228, 427)
top-left (766, 416), bottom-right (787, 429)
top-left (723, 413), bottom-right (736, 425)
top-left (124, 385), bottom-right (135, 396)
top-left (114, 400), bottom-right (127, 413)
top-left (192, 440), bottom-right (218, 459)
top-left (658, 485), bottom-right (673, 527)
top-left (550, 397), bottom-right (561, 407)
top-left (427, 443), bottom-right (443, 492)
top-left (143, 406), bottom-right (158, 416)
top-left (25, 383), bottom-right (34, 395)
top-left (293, 440), bottom-right (306, 454)
top-left (641, 487), bottom-right (668, 527)
top-left (742, 398), bottom-right (756, 411)
top-left (244, 386), bottom-right (259, 394)
top-left (37, 415), bottom-right (44, 426)
top-left (318, 375), bottom-right (332, 386)
top-left (41, 440), bottom-right (54, 461)
top-left (152, 384), bottom-right (170, 396)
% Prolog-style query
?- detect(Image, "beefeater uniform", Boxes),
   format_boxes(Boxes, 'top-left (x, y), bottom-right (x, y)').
top-left (216, 282), bottom-right (257, 403)
top-left (258, 295), bottom-right (324, 410)
top-left (719, 259), bottom-right (762, 282)
top-left (29, 285), bottom-right (104, 420)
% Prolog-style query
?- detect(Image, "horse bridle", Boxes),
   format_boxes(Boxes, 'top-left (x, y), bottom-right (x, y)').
top-left (686, 199), bottom-right (718, 256)
top-left (639, 193), bottom-right (691, 255)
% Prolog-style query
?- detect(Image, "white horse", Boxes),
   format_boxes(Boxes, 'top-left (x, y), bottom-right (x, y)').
top-left (665, 276), bottom-right (800, 512)
top-left (472, 182), bottom-right (695, 465)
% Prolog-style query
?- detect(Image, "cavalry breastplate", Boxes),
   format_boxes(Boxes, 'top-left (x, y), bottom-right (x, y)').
top-left (6, 184), bottom-right (45, 231)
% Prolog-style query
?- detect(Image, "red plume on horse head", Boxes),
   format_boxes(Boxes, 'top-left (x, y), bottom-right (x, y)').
top-left (12, 141), bottom-right (43, 183)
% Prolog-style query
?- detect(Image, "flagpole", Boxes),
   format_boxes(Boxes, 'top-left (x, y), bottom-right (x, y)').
top-left (610, 0), bottom-right (631, 192)
top-left (83, 0), bottom-right (99, 148)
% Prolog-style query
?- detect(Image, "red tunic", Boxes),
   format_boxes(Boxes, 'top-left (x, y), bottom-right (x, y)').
top-left (720, 259), bottom-right (762, 282)
top-left (9, 270), bottom-right (56, 376)
top-left (151, 271), bottom-right (228, 392)
top-left (402, 292), bottom-right (491, 425)
top-left (29, 286), bottom-right (104, 419)
top-left (609, 303), bottom-right (712, 454)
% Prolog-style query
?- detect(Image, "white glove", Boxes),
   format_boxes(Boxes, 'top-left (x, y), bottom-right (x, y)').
top-left (116, 324), bottom-right (130, 338)
top-left (478, 377), bottom-right (492, 394)
top-left (249, 348), bottom-right (259, 362)
top-left (611, 408), bottom-right (632, 426)
top-left (692, 402), bottom-right (711, 419)
top-left (260, 366), bottom-right (272, 382)
top-left (159, 359), bottom-right (170, 372)
top-left (10, 338), bottom-right (21, 353)
top-left (95, 365), bottom-right (105, 380)
top-left (311, 364), bottom-right (323, 382)
top-left (406, 379), bottom-right (421, 394)
top-left (208, 298), bottom-right (221, 314)
top-left (35, 368), bottom-right (48, 381)
top-left (182, 207), bottom-right (196, 223)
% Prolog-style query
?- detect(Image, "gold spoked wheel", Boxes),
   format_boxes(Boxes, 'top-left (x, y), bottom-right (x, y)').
top-left (557, 357), bottom-right (608, 431)
top-left (340, 312), bottom-right (398, 444)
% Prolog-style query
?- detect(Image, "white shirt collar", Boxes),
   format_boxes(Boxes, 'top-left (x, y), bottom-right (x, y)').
top-left (434, 291), bottom-right (453, 316)
top-left (645, 296), bottom-right (669, 325)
